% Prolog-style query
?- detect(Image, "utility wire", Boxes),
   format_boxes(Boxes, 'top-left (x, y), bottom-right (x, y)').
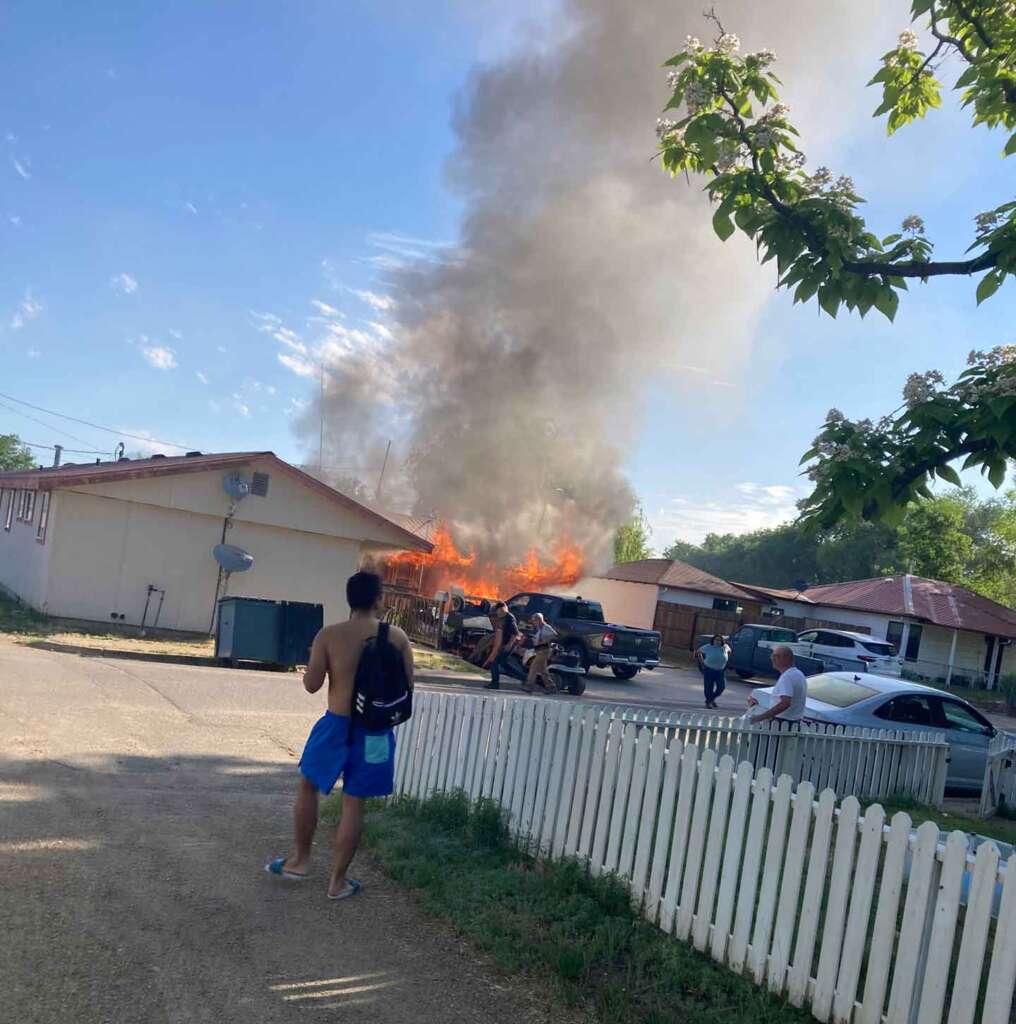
top-left (0, 399), bottom-right (110, 451)
top-left (0, 390), bottom-right (195, 451)
top-left (20, 440), bottom-right (108, 455)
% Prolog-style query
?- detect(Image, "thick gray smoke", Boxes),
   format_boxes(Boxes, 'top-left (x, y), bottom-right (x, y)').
top-left (305, 0), bottom-right (898, 568)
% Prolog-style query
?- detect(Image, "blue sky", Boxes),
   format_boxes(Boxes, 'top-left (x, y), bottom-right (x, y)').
top-left (2, 1), bottom-right (1012, 547)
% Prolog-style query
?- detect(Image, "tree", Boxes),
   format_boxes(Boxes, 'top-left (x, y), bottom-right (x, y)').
top-left (613, 503), bottom-right (653, 563)
top-left (0, 434), bottom-right (34, 472)
top-left (895, 496), bottom-right (974, 579)
top-left (658, 3), bottom-right (1015, 524)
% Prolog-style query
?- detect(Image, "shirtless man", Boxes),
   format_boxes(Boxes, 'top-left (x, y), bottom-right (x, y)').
top-left (265, 570), bottom-right (413, 900)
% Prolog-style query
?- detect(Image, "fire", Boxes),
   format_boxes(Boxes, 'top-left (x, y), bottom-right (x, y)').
top-left (386, 523), bottom-right (584, 599)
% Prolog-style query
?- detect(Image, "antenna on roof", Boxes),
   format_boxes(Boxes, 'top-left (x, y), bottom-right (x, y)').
top-left (114, 442), bottom-right (125, 462)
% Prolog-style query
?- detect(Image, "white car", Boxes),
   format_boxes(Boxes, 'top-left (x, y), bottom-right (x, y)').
top-left (793, 628), bottom-right (902, 678)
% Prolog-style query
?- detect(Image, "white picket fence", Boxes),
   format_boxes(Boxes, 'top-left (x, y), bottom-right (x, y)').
top-left (392, 692), bottom-right (1016, 1024)
top-left (980, 732), bottom-right (1016, 817)
top-left (587, 705), bottom-right (948, 807)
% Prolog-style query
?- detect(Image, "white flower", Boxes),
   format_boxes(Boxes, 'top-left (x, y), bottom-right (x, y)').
top-left (656, 117), bottom-right (682, 141)
top-left (716, 33), bottom-right (740, 55)
top-left (666, 69), bottom-right (681, 90)
top-left (749, 125), bottom-right (777, 148)
top-left (897, 29), bottom-right (919, 50)
top-left (685, 80), bottom-right (712, 113)
top-left (902, 369), bottom-right (944, 407)
top-left (901, 214), bottom-right (925, 234)
top-left (807, 166), bottom-right (834, 190)
top-left (715, 143), bottom-right (748, 173)
top-left (776, 151), bottom-right (806, 174)
top-left (825, 408), bottom-right (845, 424)
top-left (975, 210), bottom-right (1002, 233)
top-left (751, 49), bottom-right (777, 66)
top-left (835, 175), bottom-right (855, 193)
top-left (967, 349), bottom-right (984, 366)
top-left (768, 103), bottom-right (790, 120)
top-left (685, 35), bottom-right (703, 52)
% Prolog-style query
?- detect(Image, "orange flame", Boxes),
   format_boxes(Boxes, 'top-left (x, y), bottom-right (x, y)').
top-left (386, 523), bottom-right (584, 599)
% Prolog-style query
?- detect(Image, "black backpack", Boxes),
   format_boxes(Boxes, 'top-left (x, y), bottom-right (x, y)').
top-left (352, 622), bottom-right (412, 732)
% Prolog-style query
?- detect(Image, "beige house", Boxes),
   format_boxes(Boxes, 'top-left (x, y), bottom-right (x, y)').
top-left (0, 451), bottom-right (432, 634)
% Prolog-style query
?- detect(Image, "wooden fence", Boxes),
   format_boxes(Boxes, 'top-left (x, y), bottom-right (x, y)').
top-left (979, 732), bottom-right (1016, 818)
top-left (392, 692), bottom-right (1015, 1024)
top-left (598, 705), bottom-right (948, 807)
top-left (381, 588), bottom-right (442, 647)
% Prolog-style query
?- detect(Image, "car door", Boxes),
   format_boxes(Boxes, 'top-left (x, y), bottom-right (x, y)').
top-left (796, 630), bottom-right (819, 659)
top-left (930, 697), bottom-right (993, 791)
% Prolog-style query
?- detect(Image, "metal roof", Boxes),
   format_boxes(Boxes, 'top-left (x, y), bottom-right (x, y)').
top-left (600, 558), bottom-right (760, 602)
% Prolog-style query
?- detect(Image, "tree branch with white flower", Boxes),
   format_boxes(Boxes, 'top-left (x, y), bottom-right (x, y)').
top-left (657, 1), bottom-right (1016, 319)
top-left (797, 346), bottom-right (1016, 528)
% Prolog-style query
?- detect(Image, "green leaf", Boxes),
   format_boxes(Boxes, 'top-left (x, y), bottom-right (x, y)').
top-left (954, 66), bottom-right (978, 89)
top-left (818, 287), bottom-right (841, 318)
top-left (937, 463), bottom-right (963, 487)
top-left (712, 207), bottom-right (735, 242)
top-left (976, 271), bottom-right (1001, 305)
top-left (1005, 132), bottom-right (1016, 157)
top-left (873, 288), bottom-right (899, 322)
top-left (987, 460), bottom-right (1006, 489)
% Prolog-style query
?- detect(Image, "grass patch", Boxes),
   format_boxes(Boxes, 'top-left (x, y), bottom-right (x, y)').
top-left (0, 591), bottom-right (215, 657)
top-left (344, 791), bottom-right (810, 1024)
top-left (876, 795), bottom-right (1016, 847)
top-left (411, 645), bottom-right (484, 675)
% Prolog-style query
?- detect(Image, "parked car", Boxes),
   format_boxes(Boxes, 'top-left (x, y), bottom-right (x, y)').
top-left (791, 628), bottom-right (902, 677)
top-left (751, 671), bottom-right (997, 792)
top-left (706, 623), bottom-right (824, 680)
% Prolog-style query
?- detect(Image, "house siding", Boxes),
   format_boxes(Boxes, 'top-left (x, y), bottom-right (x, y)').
top-left (0, 487), bottom-right (56, 611)
top-left (557, 577), bottom-right (661, 630)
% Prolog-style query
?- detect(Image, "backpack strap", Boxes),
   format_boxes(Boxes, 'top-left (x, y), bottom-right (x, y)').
top-left (377, 621), bottom-right (390, 650)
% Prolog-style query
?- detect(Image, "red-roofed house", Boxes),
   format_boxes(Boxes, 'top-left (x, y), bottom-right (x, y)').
top-left (736, 576), bottom-right (1016, 689)
top-left (0, 452), bottom-right (432, 633)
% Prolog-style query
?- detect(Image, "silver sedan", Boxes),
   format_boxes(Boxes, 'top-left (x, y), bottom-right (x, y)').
top-left (752, 671), bottom-right (999, 792)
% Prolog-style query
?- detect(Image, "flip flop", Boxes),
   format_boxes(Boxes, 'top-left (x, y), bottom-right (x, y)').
top-left (264, 857), bottom-right (309, 881)
top-left (327, 878), bottom-right (362, 901)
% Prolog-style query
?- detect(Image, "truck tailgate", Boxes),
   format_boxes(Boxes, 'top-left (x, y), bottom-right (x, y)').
top-left (610, 631), bottom-right (661, 660)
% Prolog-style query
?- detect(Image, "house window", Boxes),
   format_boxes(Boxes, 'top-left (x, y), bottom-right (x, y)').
top-left (712, 598), bottom-right (738, 612)
top-left (3, 489), bottom-right (13, 531)
top-left (36, 492), bottom-right (50, 543)
top-left (18, 490), bottom-right (36, 524)
top-left (15, 489), bottom-right (28, 521)
top-left (904, 624), bottom-right (923, 662)
top-left (886, 621), bottom-right (905, 656)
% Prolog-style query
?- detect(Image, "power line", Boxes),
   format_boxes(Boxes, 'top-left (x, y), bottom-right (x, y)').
top-left (20, 440), bottom-right (108, 455)
top-left (0, 390), bottom-right (195, 451)
top-left (0, 399), bottom-right (110, 451)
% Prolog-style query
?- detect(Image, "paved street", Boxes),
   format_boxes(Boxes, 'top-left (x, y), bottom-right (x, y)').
top-left (0, 641), bottom-right (572, 1024)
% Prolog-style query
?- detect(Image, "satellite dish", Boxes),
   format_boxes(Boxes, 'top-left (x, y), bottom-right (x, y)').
top-left (223, 473), bottom-right (250, 501)
top-left (213, 544), bottom-right (254, 574)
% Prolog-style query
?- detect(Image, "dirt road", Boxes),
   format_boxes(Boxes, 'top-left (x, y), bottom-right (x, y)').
top-left (0, 641), bottom-right (568, 1024)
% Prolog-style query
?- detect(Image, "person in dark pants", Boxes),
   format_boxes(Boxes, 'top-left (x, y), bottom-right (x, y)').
top-left (484, 601), bottom-right (520, 690)
top-left (695, 633), bottom-right (730, 709)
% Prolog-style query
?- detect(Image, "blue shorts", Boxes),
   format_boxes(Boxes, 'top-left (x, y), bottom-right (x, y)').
top-left (298, 711), bottom-right (396, 798)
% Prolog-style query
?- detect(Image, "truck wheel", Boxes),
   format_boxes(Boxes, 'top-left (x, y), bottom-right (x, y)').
top-left (611, 665), bottom-right (639, 680)
top-left (565, 642), bottom-right (589, 675)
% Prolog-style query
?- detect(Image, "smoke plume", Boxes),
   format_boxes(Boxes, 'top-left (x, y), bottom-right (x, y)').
top-left (305, 0), bottom-right (898, 569)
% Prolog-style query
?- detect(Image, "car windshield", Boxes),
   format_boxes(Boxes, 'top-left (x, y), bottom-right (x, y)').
top-left (806, 673), bottom-right (880, 708)
top-left (861, 640), bottom-right (896, 656)
top-left (768, 629), bottom-right (797, 643)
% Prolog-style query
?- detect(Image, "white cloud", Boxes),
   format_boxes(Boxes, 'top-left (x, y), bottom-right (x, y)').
top-left (216, 345), bottom-right (227, 353)
top-left (26, 348), bottom-right (41, 359)
top-left (231, 393), bottom-right (251, 417)
top-left (648, 482), bottom-right (807, 548)
top-left (141, 345), bottom-right (177, 370)
top-left (195, 371), bottom-right (209, 384)
top-left (273, 327), bottom-right (307, 354)
top-left (367, 320), bottom-right (394, 342)
top-left (168, 328), bottom-right (183, 340)
top-left (10, 291), bottom-right (41, 329)
top-left (123, 431), bottom-right (180, 457)
top-left (350, 288), bottom-right (395, 312)
top-left (184, 202), bottom-right (198, 215)
top-left (110, 272), bottom-right (138, 295)
top-left (11, 157), bottom-right (30, 180)
top-left (9, 215), bottom-right (21, 227)
top-left (674, 364), bottom-right (734, 388)
top-left (5, 133), bottom-right (15, 143)
top-left (310, 299), bottom-right (342, 317)
top-left (277, 351), bottom-right (318, 378)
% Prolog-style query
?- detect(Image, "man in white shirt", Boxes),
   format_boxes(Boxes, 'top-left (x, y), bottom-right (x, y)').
top-left (751, 645), bottom-right (807, 724)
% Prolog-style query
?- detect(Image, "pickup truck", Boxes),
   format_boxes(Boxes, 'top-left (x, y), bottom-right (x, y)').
top-left (440, 591), bottom-right (662, 679)
top-left (504, 592), bottom-right (661, 679)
